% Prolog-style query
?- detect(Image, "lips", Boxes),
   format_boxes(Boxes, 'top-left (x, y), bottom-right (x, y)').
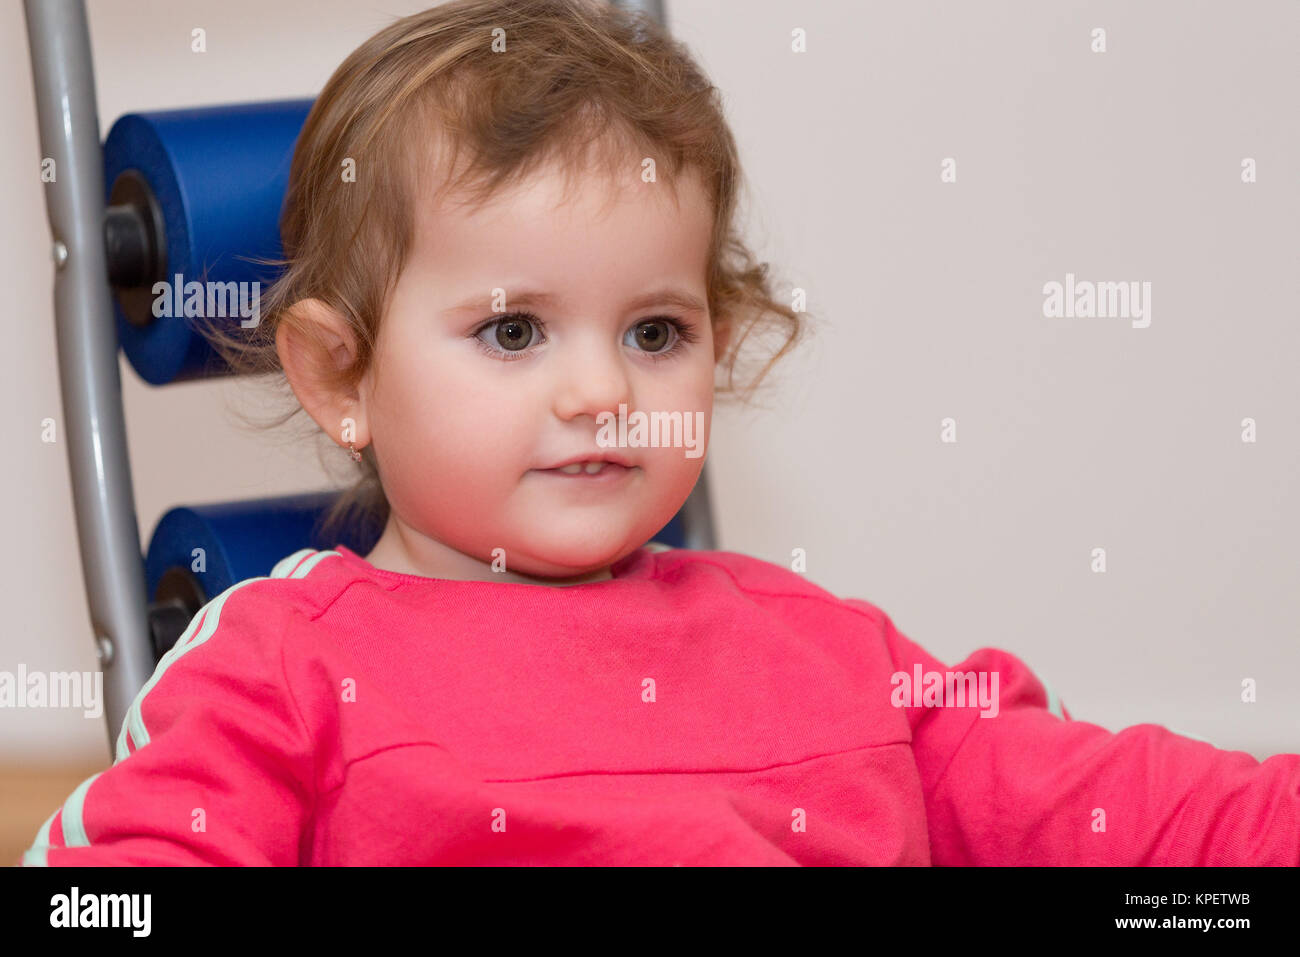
top-left (539, 461), bottom-right (634, 477)
top-left (539, 452), bottom-right (636, 471)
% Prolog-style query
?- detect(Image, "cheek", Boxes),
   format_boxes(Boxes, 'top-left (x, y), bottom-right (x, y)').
top-left (646, 360), bottom-right (714, 425)
top-left (636, 370), bottom-right (713, 481)
top-left (371, 348), bottom-right (539, 482)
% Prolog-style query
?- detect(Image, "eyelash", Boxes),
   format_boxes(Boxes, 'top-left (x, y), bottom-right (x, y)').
top-left (472, 311), bottom-right (701, 363)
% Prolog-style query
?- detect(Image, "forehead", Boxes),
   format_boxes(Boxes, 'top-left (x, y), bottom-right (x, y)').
top-left (411, 159), bottom-right (714, 294)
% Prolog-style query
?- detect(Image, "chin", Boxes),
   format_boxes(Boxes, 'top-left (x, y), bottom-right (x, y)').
top-left (518, 540), bottom-right (628, 576)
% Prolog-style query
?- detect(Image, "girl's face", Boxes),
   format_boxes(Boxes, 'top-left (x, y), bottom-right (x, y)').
top-left (357, 161), bottom-right (717, 583)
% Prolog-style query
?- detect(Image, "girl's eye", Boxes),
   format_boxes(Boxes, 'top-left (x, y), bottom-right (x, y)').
top-left (474, 313), bottom-right (543, 359)
top-left (625, 319), bottom-right (677, 355)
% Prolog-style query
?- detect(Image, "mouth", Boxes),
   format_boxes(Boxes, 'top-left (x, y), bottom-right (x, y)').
top-left (533, 461), bottom-right (638, 482)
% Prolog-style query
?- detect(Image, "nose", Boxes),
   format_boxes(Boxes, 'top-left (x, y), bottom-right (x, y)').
top-left (551, 329), bottom-right (633, 423)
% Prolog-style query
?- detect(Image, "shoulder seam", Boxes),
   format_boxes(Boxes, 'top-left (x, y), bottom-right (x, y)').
top-left (657, 551), bottom-right (874, 617)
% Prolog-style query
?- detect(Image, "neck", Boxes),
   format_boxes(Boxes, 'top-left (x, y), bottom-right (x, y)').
top-left (361, 518), bottom-right (617, 586)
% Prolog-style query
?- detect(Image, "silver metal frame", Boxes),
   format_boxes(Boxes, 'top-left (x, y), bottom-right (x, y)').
top-left (23, 0), bottom-right (710, 761)
top-left (612, 0), bottom-right (667, 22)
top-left (24, 0), bottom-right (154, 757)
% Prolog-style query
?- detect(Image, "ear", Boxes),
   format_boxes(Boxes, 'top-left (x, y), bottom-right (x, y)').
top-left (276, 298), bottom-right (370, 452)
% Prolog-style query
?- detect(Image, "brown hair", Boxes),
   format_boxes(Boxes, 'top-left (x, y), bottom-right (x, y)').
top-left (198, 0), bottom-right (813, 549)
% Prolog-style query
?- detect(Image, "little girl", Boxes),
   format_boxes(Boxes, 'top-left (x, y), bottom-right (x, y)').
top-left (24, 0), bottom-right (1300, 865)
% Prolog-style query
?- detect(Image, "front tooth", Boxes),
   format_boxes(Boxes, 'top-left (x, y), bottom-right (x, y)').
top-left (559, 463), bottom-right (584, 474)
top-left (583, 461), bottom-right (606, 474)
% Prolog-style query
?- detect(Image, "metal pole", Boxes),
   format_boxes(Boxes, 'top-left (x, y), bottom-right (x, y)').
top-left (612, 0), bottom-right (667, 24)
top-left (23, 0), bottom-right (153, 759)
top-left (682, 462), bottom-right (717, 550)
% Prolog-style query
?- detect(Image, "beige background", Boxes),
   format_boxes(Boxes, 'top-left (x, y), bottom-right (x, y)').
top-left (2, 0), bottom-right (1296, 787)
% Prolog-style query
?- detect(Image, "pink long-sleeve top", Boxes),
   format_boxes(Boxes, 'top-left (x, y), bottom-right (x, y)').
top-left (22, 545), bottom-right (1300, 865)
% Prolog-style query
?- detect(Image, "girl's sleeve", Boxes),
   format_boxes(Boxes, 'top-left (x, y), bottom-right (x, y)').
top-left (853, 600), bottom-right (1300, 865)
top-left (20, 586), bottom-right (317, 867)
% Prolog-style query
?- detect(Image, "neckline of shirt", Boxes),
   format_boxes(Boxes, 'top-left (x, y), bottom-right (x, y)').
top-left (327, 542), bottom-right (656, 590)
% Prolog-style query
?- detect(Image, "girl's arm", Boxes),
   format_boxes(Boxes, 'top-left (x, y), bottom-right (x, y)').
top-left (856, 601), bottom-right (1300, 865)
top-left (21, 589), bottom-right (316, 867)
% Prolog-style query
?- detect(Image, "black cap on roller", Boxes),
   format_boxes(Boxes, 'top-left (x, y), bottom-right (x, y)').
top-left (104, 169), bottom-right (167, 329)
top-left (147, 565), bottom-right (206, 662)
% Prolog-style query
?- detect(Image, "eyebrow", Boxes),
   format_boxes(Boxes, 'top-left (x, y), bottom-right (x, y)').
top-left (446, 287), bottom-right (709, 316)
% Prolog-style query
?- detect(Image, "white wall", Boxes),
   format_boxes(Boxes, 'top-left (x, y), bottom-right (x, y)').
top-left (2, 0), bottom-right (1296, 767)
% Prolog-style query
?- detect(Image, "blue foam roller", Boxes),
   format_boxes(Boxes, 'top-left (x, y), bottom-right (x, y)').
top-left (103, 99), bottom-right (314, 385)
top-left (144, 491), bottom-right (379, 604)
